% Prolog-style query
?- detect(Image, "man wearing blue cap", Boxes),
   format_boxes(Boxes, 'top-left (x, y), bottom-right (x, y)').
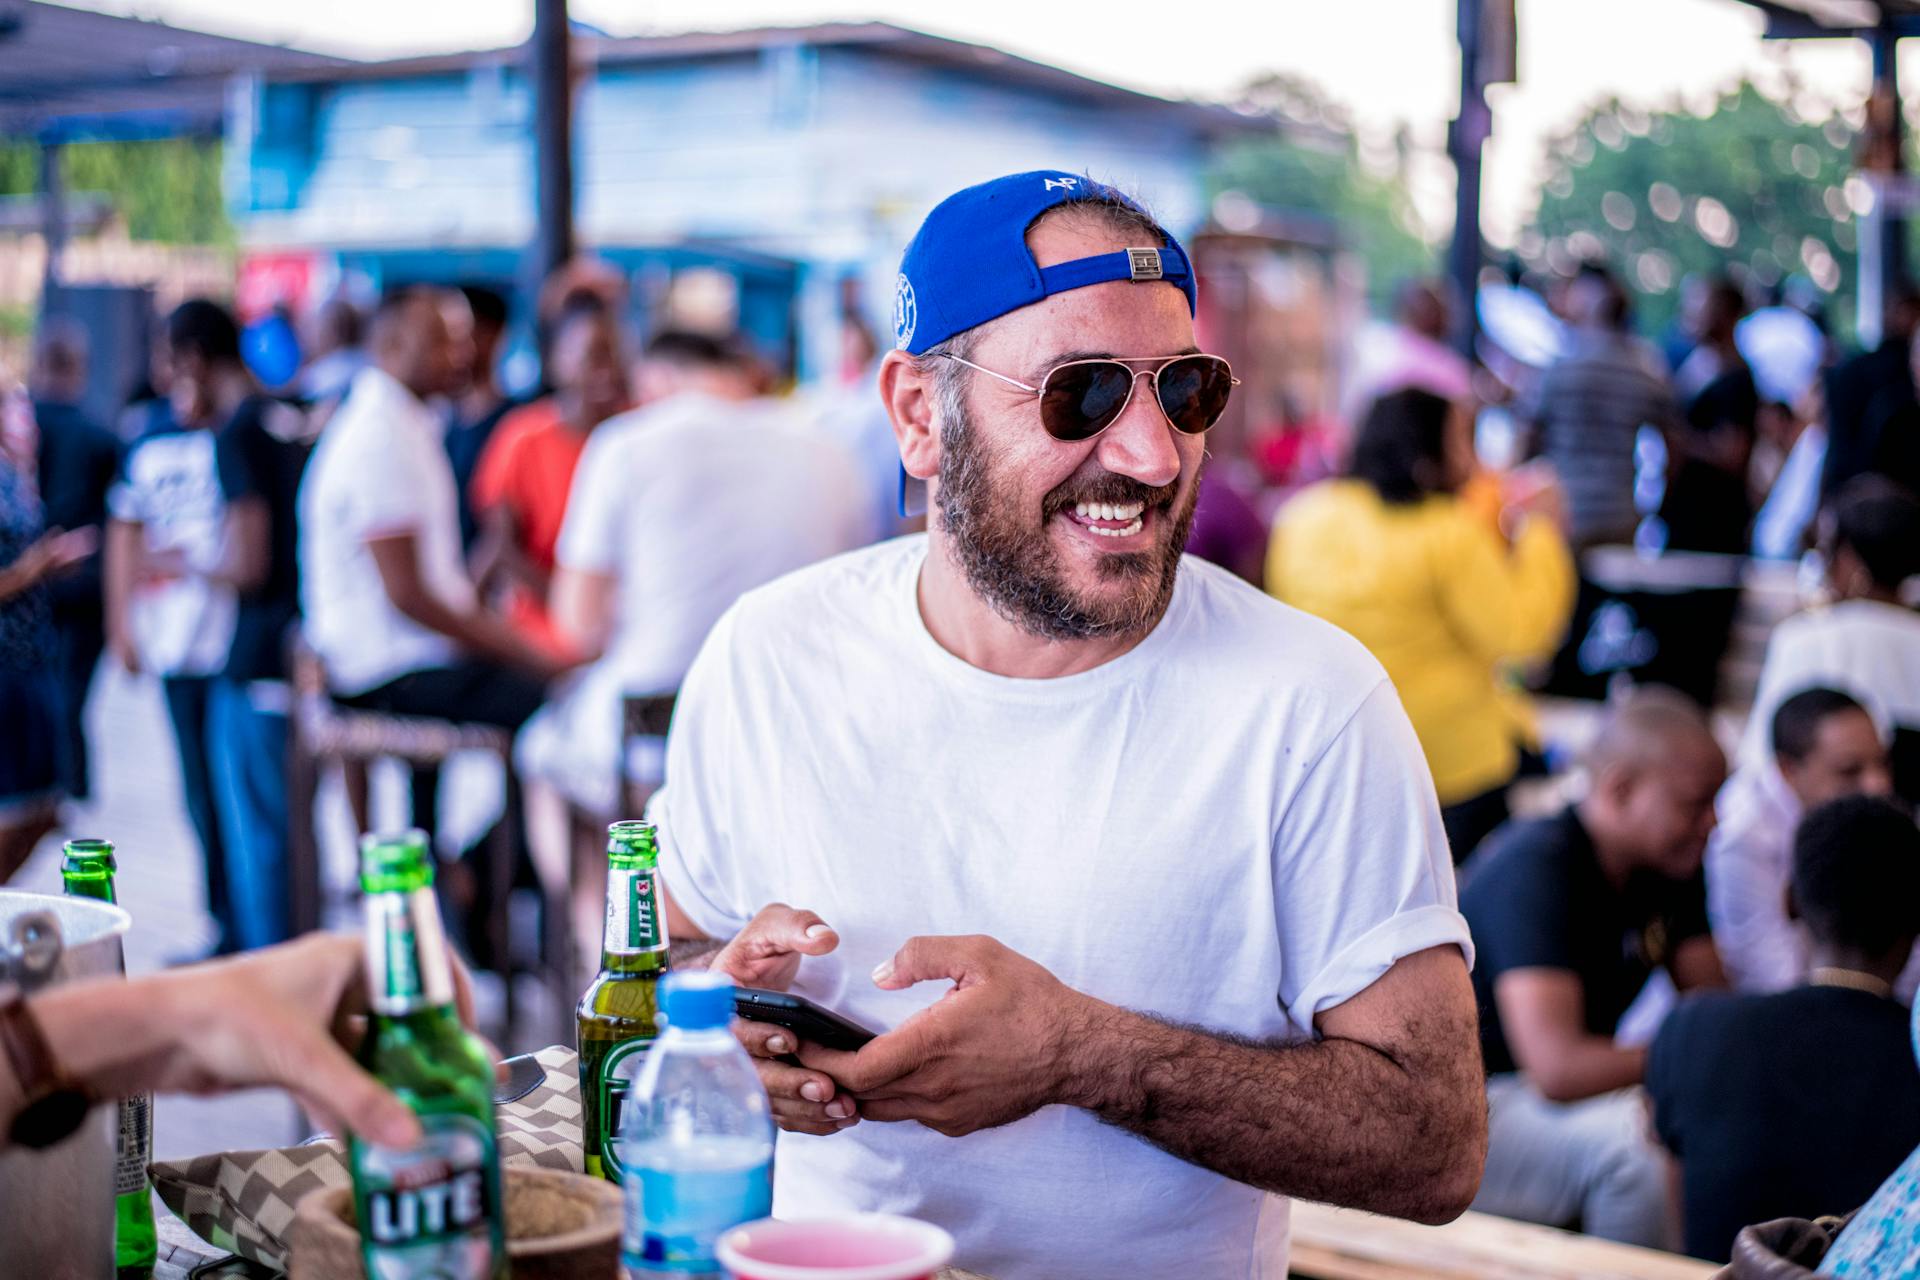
top-left (652, 172), bottom-right (1485, 1278)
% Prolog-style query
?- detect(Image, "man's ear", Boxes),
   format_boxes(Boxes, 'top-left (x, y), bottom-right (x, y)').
top-left (878, 349), bottom-right (940, 482)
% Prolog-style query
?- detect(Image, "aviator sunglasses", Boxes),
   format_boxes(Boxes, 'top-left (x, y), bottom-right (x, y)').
top-left (935, 352), bottom-right (1240, 442)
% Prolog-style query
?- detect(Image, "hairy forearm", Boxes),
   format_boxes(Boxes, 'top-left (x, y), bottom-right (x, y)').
top-left (1060, 1000), bottom-right (1484, 1223)
top-left (669, 937), bottom-right (725, 970)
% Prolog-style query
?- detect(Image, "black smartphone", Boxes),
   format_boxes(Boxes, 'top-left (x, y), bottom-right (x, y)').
top-left (733, 986), bottom-right (878, 1051)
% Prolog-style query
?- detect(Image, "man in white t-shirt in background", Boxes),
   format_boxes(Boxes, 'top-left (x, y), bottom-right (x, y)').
top-left (298, 289), bottom-right (569, 867)
top-left (517, 330), bottom-right (869, 946)
top-left (651, 172), bottom-right (1485, 1280)
top-left (1739, 476), bottom-right (1920, 804)
top-left (1709, 686), bottom-right (1917, 999)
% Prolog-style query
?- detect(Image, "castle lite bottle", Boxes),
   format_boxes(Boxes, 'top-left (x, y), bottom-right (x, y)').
top-left (347, 831), bottom-right (507, 1280)
top-left (577, 820), bottom-right (670, 1180)
top-left (61, 837), bottom-right (158, 1278)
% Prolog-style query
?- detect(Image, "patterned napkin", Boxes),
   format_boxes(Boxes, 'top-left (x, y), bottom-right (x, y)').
top-left (150, 1045), bottom-right (584, 1271)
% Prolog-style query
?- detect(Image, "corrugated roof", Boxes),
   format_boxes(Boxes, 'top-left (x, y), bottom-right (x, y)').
top-left (1736, 0), bottom-right (1920, 30)
top-left (0, 1), bottom-right (348, 139)
top-left (262, 20), bottom-right (1279, 139)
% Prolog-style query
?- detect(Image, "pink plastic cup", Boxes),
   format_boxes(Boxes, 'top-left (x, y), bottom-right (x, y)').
top-left (716, 1214), bottom-right (956, 1280)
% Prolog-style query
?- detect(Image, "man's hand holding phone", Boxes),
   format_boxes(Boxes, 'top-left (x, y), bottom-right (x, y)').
top-left (706, 903), bottom-right (861, 1137)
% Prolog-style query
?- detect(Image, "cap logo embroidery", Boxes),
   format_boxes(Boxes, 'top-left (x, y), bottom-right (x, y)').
top-left (1044, 176), bottom-right (1079, 192)
top-left (892, 273), bottom-right (918, 349)
top-left (1126, 248), bottom-right (1164, 280)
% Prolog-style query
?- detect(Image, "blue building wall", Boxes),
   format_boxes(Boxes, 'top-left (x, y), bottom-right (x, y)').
top-left (228, 38), bottom-right (1235, 380)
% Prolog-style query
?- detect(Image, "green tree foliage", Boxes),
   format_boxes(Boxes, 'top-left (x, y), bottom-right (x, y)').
top-left (1522, 82), bottom-right (1857, 339)
top-left (0, 138), bottom-right (230, 245)
top-left (1208, 73), bottom-right (1435, 309)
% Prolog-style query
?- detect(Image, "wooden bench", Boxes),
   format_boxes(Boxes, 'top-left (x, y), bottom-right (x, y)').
top-left (1287, 1202), bottom-right (1718, 1280)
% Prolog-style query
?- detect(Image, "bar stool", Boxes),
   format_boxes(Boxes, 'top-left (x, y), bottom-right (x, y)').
top-left (284, 634), bottom-right (532, 1036)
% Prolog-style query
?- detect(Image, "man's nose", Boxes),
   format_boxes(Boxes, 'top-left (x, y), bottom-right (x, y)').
top-left (1092, 371), bottom-right (1182, 489)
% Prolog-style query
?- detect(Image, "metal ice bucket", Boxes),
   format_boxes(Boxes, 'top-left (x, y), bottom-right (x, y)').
top-left (0, 889), bottom-right (132, 1279)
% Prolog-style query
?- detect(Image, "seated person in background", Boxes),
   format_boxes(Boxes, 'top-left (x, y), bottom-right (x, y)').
top-left (470, 294), bottom-right (630, 652)
top-left (1741, 475), bottom-right (1920, 801)
top-left (1461, 686), bottom-right (1727, 1249)
top-left (298, 289), bottom-right (568, 891)
top-left (1708, 686), bottom-right (1914, 999)
top-left (1649, 795), bottom-right (1920, 1263)
top-left (517, 330), bottom-right (868, 948)
top-left (1269, 387), bottom-right (1576, 861)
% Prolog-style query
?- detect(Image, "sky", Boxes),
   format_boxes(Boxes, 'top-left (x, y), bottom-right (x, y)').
top-left (62, 0), bottom-right (1906, 245)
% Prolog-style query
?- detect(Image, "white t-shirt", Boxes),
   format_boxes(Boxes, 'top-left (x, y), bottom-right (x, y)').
top-left (520, 394), bottom-right (870, 812)
top-left (1738, 599), bottom-right (1920, 774)
top-left (652, 537), bottom-right (1471, 1280)
top-left (107, 427), bottom-right (235, 676)
top-left (558, 392), bottom-right (871, 693)
top-left (297, 367), bottom-right (475, 695)
top-left (1707, 760), bottom-right (1920, 1002)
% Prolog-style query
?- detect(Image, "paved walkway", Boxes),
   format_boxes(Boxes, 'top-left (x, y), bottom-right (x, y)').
top-left (10, 666), bottom-right (558, 1163)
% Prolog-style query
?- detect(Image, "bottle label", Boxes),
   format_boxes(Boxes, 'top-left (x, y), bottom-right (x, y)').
top-left (114, 1094), bottom-right (151, 1197)
top-left (606, 869), bottom-right (668, 955)
top-left (623, 1149), bottom-right (773, 1273)
top-left (356, 1113), bottom-right (501, 1280)
top-left (366, 888), bottom-right (453, 1015)
top-left (594, 1036), bottom-right (654, 1181)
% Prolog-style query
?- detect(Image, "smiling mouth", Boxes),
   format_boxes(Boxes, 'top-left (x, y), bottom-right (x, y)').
top-left (1064, 500), bottom-right (1147, 538)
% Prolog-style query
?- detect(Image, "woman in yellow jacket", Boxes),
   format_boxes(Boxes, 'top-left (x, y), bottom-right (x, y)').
top-left (1268, 387), bottom-right (1576, 862)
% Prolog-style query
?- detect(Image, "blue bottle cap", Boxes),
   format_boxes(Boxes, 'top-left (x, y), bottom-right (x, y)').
top-left (662, 971), bottom-right (736, 1031)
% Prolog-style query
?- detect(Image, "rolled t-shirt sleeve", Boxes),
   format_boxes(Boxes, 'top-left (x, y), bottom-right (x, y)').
top-left (649, 608), bottom-right (754, 941)
top-left (555, 431), bottom-right (623, 576)
top-left (1274, 679), bottom-right (1473, 1034)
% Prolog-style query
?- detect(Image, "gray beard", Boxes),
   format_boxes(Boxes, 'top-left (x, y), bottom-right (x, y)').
top-left (933, 405), bottom-right (1198, 642)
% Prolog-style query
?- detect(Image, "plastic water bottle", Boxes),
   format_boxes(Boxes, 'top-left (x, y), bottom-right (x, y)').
top-left (620, 971), bottom-right (775, 1278)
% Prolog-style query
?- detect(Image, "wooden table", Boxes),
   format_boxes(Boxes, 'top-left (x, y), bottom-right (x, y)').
top-left (155, 1209), bottom-right (992, 1278)
top-left (1288, 1202), bottom-right (1719, 1280)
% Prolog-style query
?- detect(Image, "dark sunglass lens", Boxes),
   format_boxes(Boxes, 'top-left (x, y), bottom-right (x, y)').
top-left (1156, 357), bottom-right (1234, 434)
top-left (1040, 362), bottom-right (1134, 440)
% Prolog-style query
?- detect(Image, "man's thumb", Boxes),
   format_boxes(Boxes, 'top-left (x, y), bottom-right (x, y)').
top-left (872, 935), bottom-right (978, 991)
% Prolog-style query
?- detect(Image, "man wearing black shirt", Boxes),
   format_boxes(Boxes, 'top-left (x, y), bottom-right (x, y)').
top-left (210, 390), bottom-right (314, 951)
top-left (28, 320), bottom-right (119, 802)
top-left (1649, 795), bottom-right (1920, 1262)
top-left (1461, 688), bottom-right (1728, 1248)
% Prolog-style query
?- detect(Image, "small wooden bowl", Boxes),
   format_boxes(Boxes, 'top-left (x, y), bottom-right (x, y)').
top-left (288, 1166), bottom-right (623, 1279)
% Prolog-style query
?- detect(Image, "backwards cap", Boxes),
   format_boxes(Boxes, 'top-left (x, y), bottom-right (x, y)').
top-left (891, 170), bottom-right (1196, 356)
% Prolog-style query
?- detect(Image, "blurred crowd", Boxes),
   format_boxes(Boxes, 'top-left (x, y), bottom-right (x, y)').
top-left (2, 241), bottom-right (1920, 1264)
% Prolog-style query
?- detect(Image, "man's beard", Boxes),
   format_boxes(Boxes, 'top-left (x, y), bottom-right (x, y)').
top-left (934, 402), bottom-right (1199, 642)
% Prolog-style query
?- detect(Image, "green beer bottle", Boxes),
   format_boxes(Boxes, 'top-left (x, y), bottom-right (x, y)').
top-left (577, 820), bottom-right (670, 1180)
top-left (61, 838), bottom-right (158, 1279)
top-left (347, 831), bottom-right (507, 1280)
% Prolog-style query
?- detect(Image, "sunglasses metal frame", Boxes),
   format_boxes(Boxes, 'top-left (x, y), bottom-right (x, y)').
top-left (932, 352), bottom-right (1240, 440)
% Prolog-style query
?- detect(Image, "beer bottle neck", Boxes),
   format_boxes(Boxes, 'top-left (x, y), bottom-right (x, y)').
top-left (364, 887), bottom-right (456, 1015)
top-left (600, 862), bottom-right (669, 974)
top-left (62, 871), bottom-right (116, 905)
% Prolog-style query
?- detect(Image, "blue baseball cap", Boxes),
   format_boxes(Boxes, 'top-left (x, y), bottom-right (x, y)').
top-left (892, 170), bottom-right (1196, 357)
top-left (891, 171), bottom-right (1197, 514)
